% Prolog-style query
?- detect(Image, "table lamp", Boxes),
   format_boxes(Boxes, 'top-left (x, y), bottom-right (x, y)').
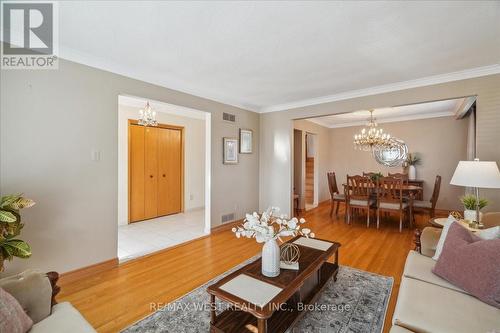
top-left (450, 159), bottom-right (500, 226)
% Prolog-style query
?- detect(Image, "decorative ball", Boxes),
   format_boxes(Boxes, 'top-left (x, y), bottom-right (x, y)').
top-left (450, 211), bottom-right (463, 220)
top-left (280, 243), bottom-right (300, 265)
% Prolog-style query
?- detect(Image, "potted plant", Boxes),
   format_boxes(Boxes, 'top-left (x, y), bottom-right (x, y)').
top-left (232, 207), bottom-right (314, 277)
top-left (406, 153), bottom-right (421, 180)
top-left (0, 194), bottom-right (35, 272)
top-left (370, 172), bottom-right (383, 182)
top-left (460, 194), bottom-right (488, 222)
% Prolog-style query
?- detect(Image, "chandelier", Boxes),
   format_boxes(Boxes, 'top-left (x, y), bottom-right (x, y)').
top-left (138, 102), bottom-right (158, 127)
top-left (353, 110), bottom-right (395, 151)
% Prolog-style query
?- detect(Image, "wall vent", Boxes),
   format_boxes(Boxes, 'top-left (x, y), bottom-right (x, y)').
top-left (221, 212), bottom-right (235, 224)
top-left (223, 112), bottom-right (236, 122)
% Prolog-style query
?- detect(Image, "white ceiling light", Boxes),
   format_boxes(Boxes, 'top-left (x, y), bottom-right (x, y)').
top-left (138, 102), bottom-right (158, 127)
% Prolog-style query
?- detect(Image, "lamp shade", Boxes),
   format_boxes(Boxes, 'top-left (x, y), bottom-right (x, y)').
top-left (450, 160), bottom-right (500, 188)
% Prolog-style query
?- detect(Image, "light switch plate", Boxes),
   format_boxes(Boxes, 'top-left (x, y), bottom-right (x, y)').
top-left (91, 150), bottom-right (101, 161)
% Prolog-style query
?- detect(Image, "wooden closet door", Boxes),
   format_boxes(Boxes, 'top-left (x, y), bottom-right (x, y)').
top-left (129, 125), bottom-right (145, 222)
top-left (158, 128), bottom-right (182, 216)
top-left (144, 127), bottom-right (159, 219)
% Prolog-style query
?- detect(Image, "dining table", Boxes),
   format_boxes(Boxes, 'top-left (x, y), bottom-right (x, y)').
top-left (342, 183), bottom-right (423, 197)
top-left (341, 182), bottom-right (423, 210)
top-left (341, 182), bottom-right (423, 228)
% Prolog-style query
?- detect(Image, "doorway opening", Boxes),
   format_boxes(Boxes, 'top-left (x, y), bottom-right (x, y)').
top-left (293, 129), bottom-right (319, 214)
top-left (305, 133), bottom-right (319, 210)
top-left (117, 95), bottom-right (211, 262)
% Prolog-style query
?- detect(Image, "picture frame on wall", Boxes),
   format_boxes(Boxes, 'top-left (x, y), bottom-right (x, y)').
top-left (223, 137), bottom-right (239, 164)
top-left (239, 129), bottom-right (253, 154)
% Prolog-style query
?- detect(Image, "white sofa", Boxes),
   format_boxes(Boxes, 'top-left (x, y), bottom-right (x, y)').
top-left (0, 270), bottom-right (96, 333)
top-left (390, 228), bottom-right (500, 333)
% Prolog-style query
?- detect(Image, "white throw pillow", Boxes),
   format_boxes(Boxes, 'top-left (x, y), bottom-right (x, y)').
top-left (476, 226), bottom-right (500, 240)
top-left (432, 216), bottom-right (456, 261)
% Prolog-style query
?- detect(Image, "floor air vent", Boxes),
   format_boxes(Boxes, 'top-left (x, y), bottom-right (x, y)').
top-left (221, 213), bottom-right (235, 224)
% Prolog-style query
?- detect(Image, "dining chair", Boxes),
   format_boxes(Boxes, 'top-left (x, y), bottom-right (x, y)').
top-left (346, 175), bottom-right (375, 227)
top-left (376, 177), bottom-right (411, 232)
top-left (327, 172), bottom-right (345, 217)
top-left (388, 172), bottom-right (410, 202)
top-left (387, 172), bottom-right (409, 185)
top-left (413, 175), bottom-right (441, 218)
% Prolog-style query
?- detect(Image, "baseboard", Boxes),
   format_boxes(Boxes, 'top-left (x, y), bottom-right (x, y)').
top-left (318, 199), bottom-right (331, 206)
top-left (184, 206), bottom-right (205, 213)
top-left (59, 258), bottom-right (118, 285)
top-left (211, 219), bottom-right (243, 233)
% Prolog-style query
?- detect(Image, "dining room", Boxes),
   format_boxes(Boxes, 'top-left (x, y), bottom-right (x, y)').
top-left (293, 96), bottom-right (476, 231)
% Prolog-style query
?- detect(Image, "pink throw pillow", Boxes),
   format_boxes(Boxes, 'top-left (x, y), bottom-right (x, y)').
top-left (0, 287), bottom-right (33, 333)
top-left (432, 222), bottom-right (500, 308)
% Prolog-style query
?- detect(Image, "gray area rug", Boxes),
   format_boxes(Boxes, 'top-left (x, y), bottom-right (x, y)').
top-left (123, 256), bottom-right (393, 333)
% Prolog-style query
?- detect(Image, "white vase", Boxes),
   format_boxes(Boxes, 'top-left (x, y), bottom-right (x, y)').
top-left (408, 165), bottom-right (416, 180)
top-left (261, 238), bottom-right (280, 277)
top-left (464, 209), bottom-right (482, 222)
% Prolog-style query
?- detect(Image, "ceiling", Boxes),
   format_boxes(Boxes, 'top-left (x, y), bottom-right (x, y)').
top-left (307, 97), bottom-right (471, 128)
top-left (57, 1), bottom-right (500, 112)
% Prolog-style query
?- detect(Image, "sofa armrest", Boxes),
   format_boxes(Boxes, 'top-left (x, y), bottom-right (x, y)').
top-left (0, 270), bottom-right (60, 324)
top-left (416, 227), bottom-right (442, 258)
top-left (482, 212), bottom-right (500, 228)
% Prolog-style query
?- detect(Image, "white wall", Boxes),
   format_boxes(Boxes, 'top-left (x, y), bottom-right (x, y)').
top-left (0, 58), bottom-right (259, 275)
top-left (117, 105), bottom-right (206, 226)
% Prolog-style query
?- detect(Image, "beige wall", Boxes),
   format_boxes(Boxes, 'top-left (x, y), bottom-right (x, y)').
top-left (118, 105), bottom-right (206, 226)
top-left (260, 74), bottom-right (500, 216)
top-left (0, 59), bottom-right (259, 275)
top-left (328, 116), bottom-right (468, 210)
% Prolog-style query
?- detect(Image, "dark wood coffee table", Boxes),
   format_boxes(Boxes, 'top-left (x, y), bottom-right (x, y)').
top-left (207, 236), bottom-right (340, 333)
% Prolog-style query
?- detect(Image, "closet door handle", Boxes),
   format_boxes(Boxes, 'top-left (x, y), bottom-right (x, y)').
top-left (162, 174), bottom-right (166, 177)
top-left (149, 175), bottom-right (153, 178)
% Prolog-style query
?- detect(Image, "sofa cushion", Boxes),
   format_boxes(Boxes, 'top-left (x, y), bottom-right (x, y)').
top-left (432, 218), bottom-right (455, 260)
top-left (393, 277), bottom-right (500, 333)
top-left (433, 222), bottom-right (500, 308)
top-left (30, 302), bottom-right (96, 333)
top-left (476, 225), bottom-right (500, 240)
top-left (403, 250), bottom-right (468, 295)
top-left (0, 270), bottom-right (52, 324)
top-left (0, 287), bottom-right (33, 333)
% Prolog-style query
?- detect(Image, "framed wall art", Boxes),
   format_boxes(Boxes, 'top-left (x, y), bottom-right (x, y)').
top-left (239, 129), bottom-right (253, 154)
top-left (223, 137), bottom-right (238, 164)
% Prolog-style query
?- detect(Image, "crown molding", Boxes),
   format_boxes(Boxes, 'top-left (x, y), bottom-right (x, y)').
top-left (259, 64), bottom-right (500, 113)
top-left (308, 111), bottom-right (455, 129)
top-left (58, 43), bottom-right (499, 115)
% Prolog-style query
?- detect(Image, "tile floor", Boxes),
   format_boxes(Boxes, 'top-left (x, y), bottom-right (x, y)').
top-left (118, 208), bottom-right (207, 262)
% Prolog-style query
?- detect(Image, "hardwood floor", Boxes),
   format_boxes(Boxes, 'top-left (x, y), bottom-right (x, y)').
top-left (58, 202), bottom-right (443, 332)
